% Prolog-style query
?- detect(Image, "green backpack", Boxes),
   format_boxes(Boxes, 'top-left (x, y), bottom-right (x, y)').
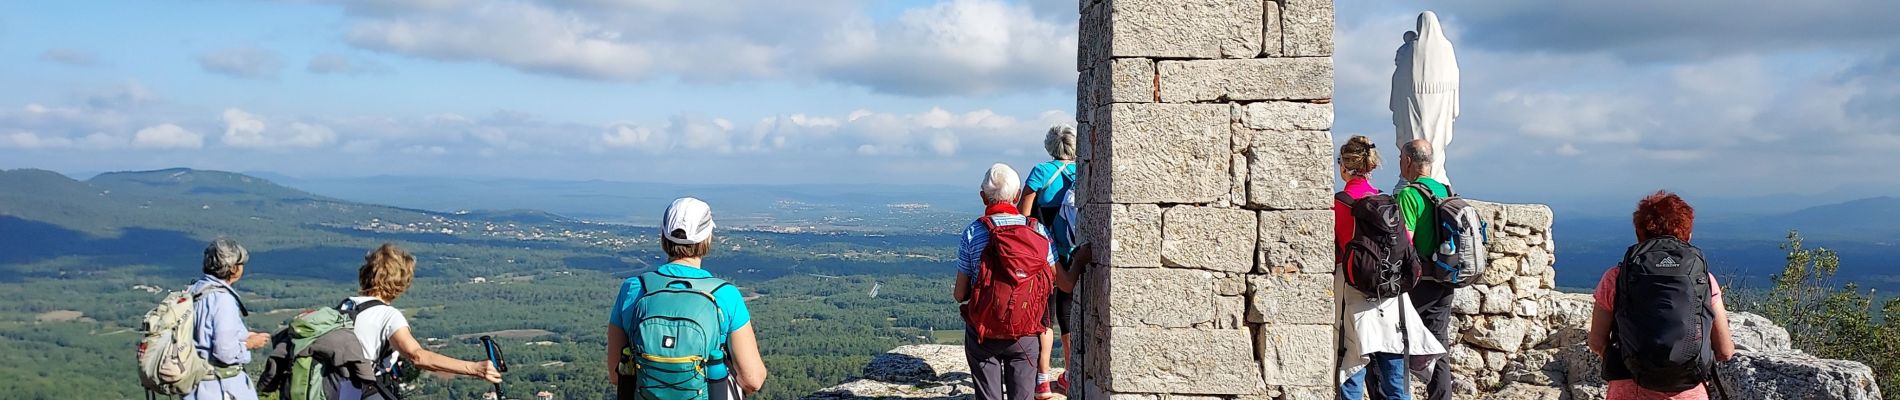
top-left (619, 272), bottom-right (730, 400)
top-left (263, 300), bottom-right (398, 400)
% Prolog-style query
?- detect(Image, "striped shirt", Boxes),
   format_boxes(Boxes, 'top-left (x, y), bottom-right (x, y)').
top-left (956, 214), bottom-right (1057, 284)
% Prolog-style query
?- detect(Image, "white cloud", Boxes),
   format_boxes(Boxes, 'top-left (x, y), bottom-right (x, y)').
top-left (198, 46), bottom-right (285, 79)
top-left (321, 0), bottom-right (1073, 95)
top-left (815, 0), bottom-right (1076, 96)
top-left (221, 108), bottom-right (339, 148)
top-left (0, 132), bottom-right (73, 149)
top-left (307, 53), bottom-right (392, 75)
top-left (84, 82), bottom-right (155, 110)
top-left (345, 1), bottom-right (655, 81)
top-left (134, 124), bottom-right (203, 149)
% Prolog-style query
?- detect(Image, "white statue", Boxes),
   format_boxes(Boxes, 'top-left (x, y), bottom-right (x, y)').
top-left (1392, 11), bottom-right (1460, 184)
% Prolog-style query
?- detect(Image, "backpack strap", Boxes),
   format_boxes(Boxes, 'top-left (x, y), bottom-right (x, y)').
top-left (1404, 181), bottom-right (1441, 204)
top-left (1043, 162), bottom-right (1072, 191)
top-left (338, 298), bottom-right (399, 382)
top-left (1334, 191), bottom-right (1355, 207)
top-left (193, 284), bottom-right (250, 317)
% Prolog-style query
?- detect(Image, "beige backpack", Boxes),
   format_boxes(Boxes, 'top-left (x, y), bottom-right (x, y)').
top-left (137, 287), bottom-right (223, 395)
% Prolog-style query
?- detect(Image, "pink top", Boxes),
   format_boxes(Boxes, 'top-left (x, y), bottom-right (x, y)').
top-left (1332, 177), bottom-right (1380, 248)
top-left (1593, 266), bottom-right (1724, 400)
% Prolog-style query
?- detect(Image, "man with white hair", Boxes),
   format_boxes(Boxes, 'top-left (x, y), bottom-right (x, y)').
top-left (956, 163), bottom-right (1058, 400)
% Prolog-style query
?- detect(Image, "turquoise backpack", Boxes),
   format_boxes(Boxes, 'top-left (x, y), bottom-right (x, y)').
top-left (620, 272), bottom-right (730, 400)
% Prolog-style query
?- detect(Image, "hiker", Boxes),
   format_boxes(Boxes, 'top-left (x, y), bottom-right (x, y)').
top-left (1395, 139), bottom-right (1455, 400)
top-left (1017, 124), bottom-right (1078, 398)
top-left (1588, 191), bottom-right (1736, 400)
top-left (336, 243), bottom-right (502, 399)
top-left (182, 239), bottom-right (271, 400)
top-left (607, 197), bottom-right (769, 400)
top-left (958, 163), bottom-right (1057, 400)
top-left (1332, 136), bottom-right (1444, 400)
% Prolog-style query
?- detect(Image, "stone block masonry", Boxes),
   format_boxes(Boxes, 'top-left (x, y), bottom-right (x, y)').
top-left (1076, 0), bottom-right (1336, 397)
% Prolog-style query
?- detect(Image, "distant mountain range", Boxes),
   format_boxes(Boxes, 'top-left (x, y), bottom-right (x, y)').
top-left (9, 167), bottom-right (1895, 291)
top-left (257, 173), bottom-right (973, 232)
top-left (1552, 196), bottom-right (1900, 290)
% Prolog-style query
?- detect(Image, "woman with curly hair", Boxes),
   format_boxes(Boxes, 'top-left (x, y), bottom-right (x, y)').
top-left (1588, 191), bottom-right (1736, 400)
top-left (338, 243), bottom-right (502, 400)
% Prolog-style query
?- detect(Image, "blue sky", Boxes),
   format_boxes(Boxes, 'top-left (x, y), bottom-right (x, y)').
top-left (3, 0), bottom-right (1898, 203)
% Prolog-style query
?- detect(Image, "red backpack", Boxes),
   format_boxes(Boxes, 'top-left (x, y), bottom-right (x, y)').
top-left (962, 215), bottom-right (1054, 340)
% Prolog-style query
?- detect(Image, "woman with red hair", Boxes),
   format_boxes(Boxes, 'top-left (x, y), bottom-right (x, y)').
top-left (1587, 191), bottom-right (1737, 400)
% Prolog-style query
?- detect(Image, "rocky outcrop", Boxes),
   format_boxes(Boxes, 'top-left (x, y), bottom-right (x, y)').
top-left (802, 345), bottom-right (974, 400)
top-left (1716, 351), bottom-right (1884, 400)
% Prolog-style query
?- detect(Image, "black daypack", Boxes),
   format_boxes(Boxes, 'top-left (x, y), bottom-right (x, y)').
top-left (1607, 237), bottom-right (1716, 392)
top-left (1405, 182), bottom-right (1489, 288)
top-left (1336, 192), bottom-right (1421, 299)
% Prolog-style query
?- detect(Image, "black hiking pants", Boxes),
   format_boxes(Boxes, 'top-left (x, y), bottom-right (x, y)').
top-left (1399, 281), bottom-right (1454, 400)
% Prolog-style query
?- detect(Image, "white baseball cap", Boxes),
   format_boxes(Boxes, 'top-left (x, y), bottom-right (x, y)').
top-left (662, 197), bottom-right (716, 244)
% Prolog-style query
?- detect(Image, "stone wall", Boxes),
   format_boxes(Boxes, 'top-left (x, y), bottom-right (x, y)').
top-left (1074, 0), bottom-right (1338, 399)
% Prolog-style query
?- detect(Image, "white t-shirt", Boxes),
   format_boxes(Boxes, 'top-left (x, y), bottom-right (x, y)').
top-left (339, 296), bottom-right (410, 400)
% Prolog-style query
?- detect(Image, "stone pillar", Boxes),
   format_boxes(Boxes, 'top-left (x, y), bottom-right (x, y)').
top-left (1074, 0), bottom-right (1336, 398)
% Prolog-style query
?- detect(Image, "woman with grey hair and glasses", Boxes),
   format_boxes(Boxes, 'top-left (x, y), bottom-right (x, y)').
top-left (183, 239), bottom-right (272, 400)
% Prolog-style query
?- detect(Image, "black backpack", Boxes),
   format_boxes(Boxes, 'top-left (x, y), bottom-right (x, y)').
top-left (1607, 237), bottom-right (1716, 392)
top-left (1336, 192), bottom-right (1421, 299)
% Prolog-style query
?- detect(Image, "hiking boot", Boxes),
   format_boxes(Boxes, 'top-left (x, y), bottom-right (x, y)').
top-left (1037, 373), bottom-right (1057, 399)
top-left (1054, 372), bottom-right (1071, 396)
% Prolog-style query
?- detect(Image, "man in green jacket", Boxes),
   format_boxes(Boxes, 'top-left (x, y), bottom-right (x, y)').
top-left (1396, 139), bottom-right (1453, 400)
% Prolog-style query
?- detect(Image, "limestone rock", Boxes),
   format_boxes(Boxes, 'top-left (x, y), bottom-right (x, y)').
top-left (1094, 103), bottom-right (1231, 204)
top-left (1559, 344), bottom-right (1608, 400)
top-left (1499, 348), bottom-right (1563, 386)
top-left (801, 378), bottom-right (972, 400)
top-left (1466, 317), bottom-right (1528, 352)
top-left (1246, 273), bottom-right (1334, 325)
top-left (1478, 285), bottom-right (1512, 314)
top-left (804, 345), bottom-right (975, 400)
top-left (1482, 384), bottom-right (1563, 400)
top-left (1103, 268), bottom-right (1237, 328)
top-left (1161, 206), bottom-right (1257, 272)
top-left (1451, 286), bottom-right (1482, 315)
top-left (1240, 102), bottom-right (1332, 131)
top-left (1157, 58), bottom-right (1333, 102)
top-left (861, 345), bottom-right (970, 383)
top-left (1107, 58), bottom-right (1156, 104)
top-left (1727, 311), bottom-right (1792, 353)
top-left (1715, 351), bottom-right (1884, 400)
top-left (1279, 0), bottom-right (1334, 57)
top-left (1246, 130), bottom-right (1334, 211)
top-left (1513, 298), bottom-right (1539, 318)
top-left (1257, 324), bottom-right (1334, 386)
top-left (1110, 327), bottom-right (1264, 394)
top-left (1083, 203), bottom-right (1161, 267)
top-left (1542, 293), bottom-right (1595, 348)
top-left (1256, 209), bottom-right (1334, 273)
top-left (1107, 0), bottom-right (1263, 59)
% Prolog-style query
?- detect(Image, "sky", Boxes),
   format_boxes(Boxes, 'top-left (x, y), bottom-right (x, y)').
top-left (2, 0), bottom-right (1897, 204)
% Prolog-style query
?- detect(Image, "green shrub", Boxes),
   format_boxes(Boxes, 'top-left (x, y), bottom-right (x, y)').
top-left (1734, 230), bottom-right (1900, 394)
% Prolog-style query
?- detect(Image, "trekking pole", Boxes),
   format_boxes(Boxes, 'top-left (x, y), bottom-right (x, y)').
top-left (480, 336), bottom-right (509, 399)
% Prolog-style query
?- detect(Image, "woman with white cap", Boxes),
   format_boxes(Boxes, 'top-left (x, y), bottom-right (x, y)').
top-left (607, 197), bottom-right (769, 400)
